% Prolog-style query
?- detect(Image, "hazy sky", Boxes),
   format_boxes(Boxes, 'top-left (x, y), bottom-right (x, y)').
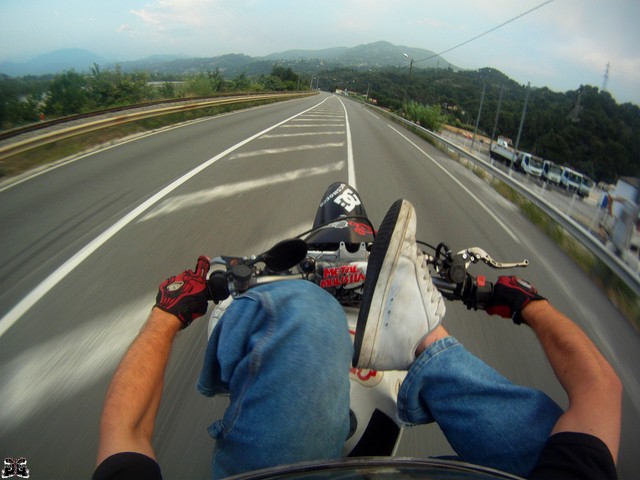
top-left (1, 0), bottom-right (638, 104)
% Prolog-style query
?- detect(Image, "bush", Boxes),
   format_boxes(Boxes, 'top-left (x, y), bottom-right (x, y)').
top-left (180, 70), bottom-right (225, 97)
top-left (403, 101), bottom-right (447, 132)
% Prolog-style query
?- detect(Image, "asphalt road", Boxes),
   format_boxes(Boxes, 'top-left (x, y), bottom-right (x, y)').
top-left (1, 92), bottom-right (638, 479)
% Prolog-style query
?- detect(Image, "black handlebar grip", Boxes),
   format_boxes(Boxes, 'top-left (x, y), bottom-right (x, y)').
top-left (206, 271), bottom-right (230, 303)
top-left (462, 275), bottom-right (494, 311)
top-left (473, 276), bottom-right (493, 310)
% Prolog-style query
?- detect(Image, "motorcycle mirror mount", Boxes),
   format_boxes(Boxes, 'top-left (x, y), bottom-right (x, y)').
top-left (259, 239), bottom-right (308, 272)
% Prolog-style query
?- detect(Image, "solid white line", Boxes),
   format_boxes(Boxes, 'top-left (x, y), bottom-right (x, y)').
top-left (388, 125), bottom-right (521, 244)
top-left (0, 97), bottom-right (331, 338)
top-left (364, 109), bottom-right (379, 119)
top-left (337, 98), bottom-right (356, 189)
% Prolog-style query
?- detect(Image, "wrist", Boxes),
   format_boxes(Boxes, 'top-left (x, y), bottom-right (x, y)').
top-left (520, 299), bottom-right (551, 326)
top-left (150, 307), bottom-right (184, 331)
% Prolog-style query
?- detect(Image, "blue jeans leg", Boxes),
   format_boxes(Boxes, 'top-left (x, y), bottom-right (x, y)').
top-left (397, 336), bottom-right (563, 477)
top-left (197, 281), bottom-right (352, 479)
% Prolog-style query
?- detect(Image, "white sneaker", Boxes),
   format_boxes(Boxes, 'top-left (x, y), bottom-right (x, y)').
top-left (353, 199), bottom-right (446, 371)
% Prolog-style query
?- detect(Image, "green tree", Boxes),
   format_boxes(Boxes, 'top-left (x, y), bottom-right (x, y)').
top-left (158, 82), bottom-right (177, 99)
top-left (262, 75), bottom-right (285, 91)
top-left (88, 64), bottom-right (151, 108)
top-left (270, 66), bottom-right (300, 90)
top-left (181, 70), bottom-right (225, 97)
top-left (43, 70), bottom-right (89, 116)
top-left (229, 73), bottom-right (252, 92)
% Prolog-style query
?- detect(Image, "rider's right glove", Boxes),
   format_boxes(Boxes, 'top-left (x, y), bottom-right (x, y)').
top-left (155, 256), bottom-right (210, 328)
top-left (486, 275), bottom-right (546, 324)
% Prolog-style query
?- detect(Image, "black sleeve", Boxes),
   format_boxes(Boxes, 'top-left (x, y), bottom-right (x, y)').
top-left (92, 452), bottom-right (162, 480)
top-left (528, 432), bottom-right (617, 480)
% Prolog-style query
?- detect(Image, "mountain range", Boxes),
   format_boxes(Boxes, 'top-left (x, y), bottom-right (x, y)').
top-left (0, 41), bottom-right (457, 77)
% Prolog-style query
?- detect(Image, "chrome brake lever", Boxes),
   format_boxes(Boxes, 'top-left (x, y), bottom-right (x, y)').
top-left (460, 247), bottom-right (529, 269)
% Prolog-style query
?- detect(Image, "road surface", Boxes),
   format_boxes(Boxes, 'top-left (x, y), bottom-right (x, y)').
top-left (1, 93), bottom-right (638, 478)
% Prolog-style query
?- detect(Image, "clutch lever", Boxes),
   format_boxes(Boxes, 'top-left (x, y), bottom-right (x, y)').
top-left (459, 247), bottom-right (529, 270)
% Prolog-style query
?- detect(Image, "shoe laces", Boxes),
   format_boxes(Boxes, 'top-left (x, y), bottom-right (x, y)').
top-left (415, 248), bottom-right (431, 283)
top-left (416, 247), bottom-right (441, 306)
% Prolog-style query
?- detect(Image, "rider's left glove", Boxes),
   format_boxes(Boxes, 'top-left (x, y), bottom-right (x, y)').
top-left (487, 275), bottom-right (546, 325)
top-left (155, 256), bottom-right (210, 328)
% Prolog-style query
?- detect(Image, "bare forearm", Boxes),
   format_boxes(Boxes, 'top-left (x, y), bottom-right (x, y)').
top-left (522, 301), bottom-right (622, 460)
top-left (97, 308), bottom-right (182, 465)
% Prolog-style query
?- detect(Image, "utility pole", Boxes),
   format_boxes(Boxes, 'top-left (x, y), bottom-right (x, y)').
top-left (402, 53), bottom-right (414, 107)
top-left (471, 83), bottom-right (486, 153)
top-left (601, 62), bottom-right (610, 93)
top-left (489, 84), bottom-right (505, 161)
top-left (513, 82), bottom-right (530, 170)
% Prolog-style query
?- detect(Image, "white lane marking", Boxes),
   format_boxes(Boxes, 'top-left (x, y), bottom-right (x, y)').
top-left (139, 162), bottom-right (344, 221)
top-left (230, 142), bottom-right (345, 159)
top-left (291, 118), bottom-right (343, 122)
top-left (388, 125), bottom-right (520, 244)
top-left (281, 124), bottom-right (344, 128)
top-left (337, 97), bottom-right (356, 189)
top-left (0, 97), bottom-right (332, 338)
top-left (364, 109), bottom-right (379, 119)
top-left (260, 131), bottom-right (345, 138)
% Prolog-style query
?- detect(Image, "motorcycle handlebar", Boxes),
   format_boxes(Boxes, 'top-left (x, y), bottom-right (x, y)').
top-left (206, 265), bottom-right (495, 312)
top-left (432, 275), bottom-right (494, 311)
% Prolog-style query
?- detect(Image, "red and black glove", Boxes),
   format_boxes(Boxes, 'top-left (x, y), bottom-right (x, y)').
top-left (155, 256), bottom-right (210, 328)
top-left (487, 275), bottom-right (546, 324)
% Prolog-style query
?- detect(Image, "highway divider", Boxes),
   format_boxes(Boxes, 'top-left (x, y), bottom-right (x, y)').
top-left (0, 92), bottom-right (315, 162)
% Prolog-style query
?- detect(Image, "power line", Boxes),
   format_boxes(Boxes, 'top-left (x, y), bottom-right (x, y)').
top-left (415, 0), bottom-right (555, 65)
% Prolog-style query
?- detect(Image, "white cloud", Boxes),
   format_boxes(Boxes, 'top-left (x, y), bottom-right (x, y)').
top-left (116, 23), bottom-right (135, 34)
top-left (130, 0), bottom-right (217, 33)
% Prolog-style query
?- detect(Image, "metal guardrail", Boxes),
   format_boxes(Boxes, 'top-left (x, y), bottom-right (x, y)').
top-left (370, 105), bottom-right (640, 297)
top-left (0, 92), bottom-right (313, 161)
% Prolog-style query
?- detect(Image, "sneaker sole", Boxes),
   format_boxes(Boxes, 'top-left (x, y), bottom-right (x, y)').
top-left (352, 199), bottom-right (413, 368)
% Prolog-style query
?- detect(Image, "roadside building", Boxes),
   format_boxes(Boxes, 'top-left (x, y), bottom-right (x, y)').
top-left (609, 177), bottom-right (640, 272)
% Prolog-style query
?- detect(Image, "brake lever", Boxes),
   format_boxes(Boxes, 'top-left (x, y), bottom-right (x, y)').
top-left (459, 247), bottom-right (529, 269)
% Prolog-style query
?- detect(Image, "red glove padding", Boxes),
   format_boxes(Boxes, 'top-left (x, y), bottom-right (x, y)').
top-left (155, 256), bottom-right (210, 328)
top-left (487, 275), bottom-right (545, 324)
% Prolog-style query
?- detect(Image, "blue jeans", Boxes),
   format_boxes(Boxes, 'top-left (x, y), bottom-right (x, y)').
top-left (198, 281), bottom-right (562, 479)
